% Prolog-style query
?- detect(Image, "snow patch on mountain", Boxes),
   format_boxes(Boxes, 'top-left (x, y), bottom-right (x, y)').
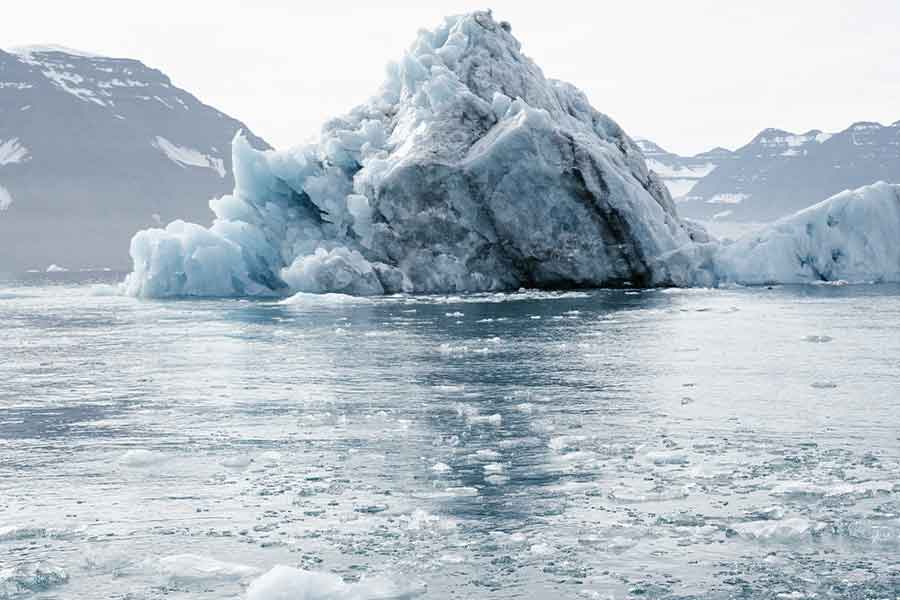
top-left (152, 136), bottom-right (226, 177)
top-left (9, 45), bottom-right (101, 58)
top-left (0, 185), bottom-right (13, 211)
top-left (0, 138), bottom-right (30, 165)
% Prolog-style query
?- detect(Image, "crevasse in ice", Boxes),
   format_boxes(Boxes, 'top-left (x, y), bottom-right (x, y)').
top-left (123, 11), bottom-right (706, 297)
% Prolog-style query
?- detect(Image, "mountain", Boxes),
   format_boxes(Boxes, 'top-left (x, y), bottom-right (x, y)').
top-left (642, 121), bottom-right (900, 223)
top-left (633, 139), bottom-right (733, 199)
top-left (0, 45), bottom-right (270, 271)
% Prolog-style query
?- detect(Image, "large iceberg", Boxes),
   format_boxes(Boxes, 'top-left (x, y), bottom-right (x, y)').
top-left (123, 11), bottom-right (706, 297)
top-left (715, 181), bottom-right (900, 285)
top-left (123, 12), bottom-right (899, 298)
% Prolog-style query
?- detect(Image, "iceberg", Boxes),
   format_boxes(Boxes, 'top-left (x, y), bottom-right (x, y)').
top-left (122, 12), bottom-right (899, 298)
top-left (715, 182), bottom-right (900, 285)
top-left (123, 11), bottom-right (705, 298)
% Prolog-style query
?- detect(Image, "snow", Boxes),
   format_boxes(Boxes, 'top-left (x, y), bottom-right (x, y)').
top-left (124, 11), bottom-right (699, 298)
top-left (0, 185), bottom-right (13, 211)
top-left (706, 193), bottom-right (749, 205)
top-left (0, 138), bottom-right (30, 165)
top-left (645, 158), bottom-right (716, 180)
top-left (8, 44), bottom-right (100, 58)
top-left (152, 136), bottom-right (226, 177)
top-left (714, 182), bottom-right (900, 285)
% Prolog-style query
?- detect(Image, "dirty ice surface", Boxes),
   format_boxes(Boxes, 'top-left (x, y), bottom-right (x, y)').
top-left (2, 271), bottom-right (900, 599)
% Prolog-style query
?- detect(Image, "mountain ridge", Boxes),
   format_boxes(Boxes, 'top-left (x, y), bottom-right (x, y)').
top-left (0, 46), bottom-right (270, 271)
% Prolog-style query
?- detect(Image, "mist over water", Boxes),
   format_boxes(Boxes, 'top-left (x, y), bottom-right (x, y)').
top-left (2, 272), bottom-right (900, 599)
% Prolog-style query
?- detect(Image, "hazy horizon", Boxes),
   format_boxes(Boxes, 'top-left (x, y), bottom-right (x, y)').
top-left (5, 0), bottom-right (900, 155)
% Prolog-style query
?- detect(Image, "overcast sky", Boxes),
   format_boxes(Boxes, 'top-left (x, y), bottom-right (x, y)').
top-left (5, 0), bottom-right (900, 155)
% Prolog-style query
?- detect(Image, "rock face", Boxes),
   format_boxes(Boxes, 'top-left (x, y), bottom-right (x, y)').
top-left (125, 11), bottom-right (705, 297)
top-left (664, 122), bottom-right (900, 223)
top-left (0, 45), bottom-right (269, 271)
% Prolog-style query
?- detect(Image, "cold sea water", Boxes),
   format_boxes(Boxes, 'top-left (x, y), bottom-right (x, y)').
top-left (1, 271), bottom-right (899, 599)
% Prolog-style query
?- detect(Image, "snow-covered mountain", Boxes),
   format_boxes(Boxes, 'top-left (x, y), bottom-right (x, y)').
top-left (642, 121), bottom-right (900, 223)
top-left (633, 139), bottom-right (733, 199)
top-left (0, 45), bottom-right (269, 271)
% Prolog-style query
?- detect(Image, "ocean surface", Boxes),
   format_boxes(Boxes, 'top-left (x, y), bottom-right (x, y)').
top-left (2, 272), bottom-right (899, 599)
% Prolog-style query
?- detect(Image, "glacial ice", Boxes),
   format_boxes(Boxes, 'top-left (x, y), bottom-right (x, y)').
top-left (123, 11), bottom-right (900, 298)
top-left (715, 182), bottom-right (900, 285)
top-left (245, 565), bottom-right (421, 600)
top-left (124, 11), bottom-right (703, 298)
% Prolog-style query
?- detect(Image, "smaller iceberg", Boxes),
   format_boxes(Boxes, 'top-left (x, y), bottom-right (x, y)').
top-left (715, 182), bottom-right (900, 285)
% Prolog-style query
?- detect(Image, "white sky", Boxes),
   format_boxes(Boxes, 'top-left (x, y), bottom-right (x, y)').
top-left (5, 0), bottom-right (900, 155)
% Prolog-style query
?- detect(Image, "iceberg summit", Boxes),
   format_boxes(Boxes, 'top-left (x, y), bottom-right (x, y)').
top-left (124, 11), bottom-right (900, 297)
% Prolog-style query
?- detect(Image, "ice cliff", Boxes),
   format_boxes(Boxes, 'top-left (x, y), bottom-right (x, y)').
top-left (716, 181), bottom-right (900, 285)
top-left (123, 12), bottom-right (899, 297)
top-left (123, 11), bottom-right (705, 297)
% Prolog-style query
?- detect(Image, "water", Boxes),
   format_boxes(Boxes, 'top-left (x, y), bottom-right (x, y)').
top-left (2, 272), bottom-right (900, 599)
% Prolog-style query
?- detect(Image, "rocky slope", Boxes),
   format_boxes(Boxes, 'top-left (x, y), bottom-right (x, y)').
top-left (0, 45), bottom-right (269, 271)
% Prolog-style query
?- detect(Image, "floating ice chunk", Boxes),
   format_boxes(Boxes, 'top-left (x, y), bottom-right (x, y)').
top-left (529, 542), bottom-right (556, 556)
top-left (156, 554), bottom-right (260, 584)
top-left (259, 451), bottom-right (282, 465)
top-left (731, 517), bottom-right (822, 541)
top-left (221, 455), bottom-right (253, 468)
top-left (279, 291), bottom-right (375, 306)
top-left (246, 565), bottom-right (420, 600)
top-left (473, 448), bottom-right (501, 461)
top-left (119, 449), bottom-right (168, 467)
top-left (0, 525), bottom-right (47, 542)
top-left (431, 462), bottom-right (452, 473)
top-left (646, 451), bottom-right (690, 466)
top-left (485, 474), bottom-right (509, 486)
top-left (45, 264), bottom-right (68, 272)
top-left (467, 413), bottom-right (502, 426)
top-left (0, 563), bottom-right (69, 593)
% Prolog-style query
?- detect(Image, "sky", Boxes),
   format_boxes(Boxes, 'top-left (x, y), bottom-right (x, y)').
top-left (5, 0), bottom-right (900, 155)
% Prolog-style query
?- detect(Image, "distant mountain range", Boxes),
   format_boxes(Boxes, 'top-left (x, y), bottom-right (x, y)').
top-left (0, 45), bottom-right (269, 271)
top-left (637, 120), bottom-right (900, 223)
